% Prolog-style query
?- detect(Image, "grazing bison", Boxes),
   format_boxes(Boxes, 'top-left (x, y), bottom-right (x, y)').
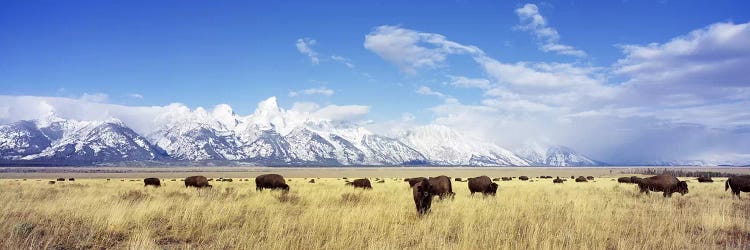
top-left (454, 178), bottom-right (462, 182)
top-left (308, 179), bottom-right (315, 183)
top-left (638, 175), bottom-right (688, 197)
top-left (631, 176), bottom-right (642, 183)
top-left (501, 177), bottom-right (512, 181)
top-left (575, 176), bottom-right (588, 182)
top-left (586, 176), bottom-right (594, 180)
top-left (144, 178), bottom-right (161, 187)
top-left (377, 180), bottom-right (385, 183)
top-left (184, 176), bottom-right (212, 188)
top-left (428, 175), bottom-right (455, 199)
top-left (413, 179), bottom-right (433, 215)
top-left (68, 178), bottom-right (75, 181)
top-left (255, 174), bottom-right (289, 191)
top-left (617, 177), bottom-right (633, 183)
top-left (48, 181), bottom-right (55, 185)
top-left (553, 177), bottom-right (564, 184)
top-left (468, 176), bottom-right (499, 196)
top-left (56, 178), bottom-right (65, 182)
top-left (492, 178), bottom-right (501, 181)
top-left (519, 176), bottom-right (529, 181)
top-left (697, 176), bottom-right (714, 183)
top-left (346, 178), bottom-right (372, 189)
top-left (405, 177), bottom-right (428, 187)
top-left (726, 175), bottom-right (750, 199)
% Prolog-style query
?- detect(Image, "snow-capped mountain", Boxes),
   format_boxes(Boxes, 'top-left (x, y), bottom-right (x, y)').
top-left (0, 114), bottom-right (164, 163)
top-left (143, 97), bottom-right (426, 165)
top-left (0, 98), bottom-right (604, 166)
top-left (398, 125), bottom-right (529, 166)
top-left (514, 142), bottom-right (599, 166)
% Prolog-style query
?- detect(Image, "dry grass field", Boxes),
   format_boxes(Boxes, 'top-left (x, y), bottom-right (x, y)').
top-left (0, 175), bottom-right (748, 249)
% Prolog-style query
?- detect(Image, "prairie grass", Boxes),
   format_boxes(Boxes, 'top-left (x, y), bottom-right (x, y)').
top-left (0, 177), bottom-right (748, 249)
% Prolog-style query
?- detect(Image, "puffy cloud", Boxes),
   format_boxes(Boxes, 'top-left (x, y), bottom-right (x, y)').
top-left (312, 104), bottom-right (370, 121)
top-left (79, 93), bottom-right (109, 103)
top-left (364, 25), bottom-right (483, 73)
top-left (288, 87), bottom-right (335, 97)
top-left (515, 4), bottom-right (586, 57)
top-left (445, 76), bottom-right (491, 89)
top-left (128, 93), bottom-right (144, 99)
top-left (295, 38), bottom-right (320, 64)
top-left (416, 86), bottom-right (447, 98)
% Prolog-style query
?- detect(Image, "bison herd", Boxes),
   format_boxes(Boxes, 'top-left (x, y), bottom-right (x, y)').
top-left (42, 173), bottom-right (750, 215)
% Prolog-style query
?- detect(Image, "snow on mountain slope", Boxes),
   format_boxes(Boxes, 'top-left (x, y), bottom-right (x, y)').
top-left (515, 142), bottom-right (598, 166)
top-left (398, 125), bottom-right (529, 166)
top-left (1, 115), bottom-right (165, 162)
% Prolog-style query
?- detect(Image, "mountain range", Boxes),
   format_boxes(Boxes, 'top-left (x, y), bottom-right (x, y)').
top-left (0, 97), bottom-right (601, 166)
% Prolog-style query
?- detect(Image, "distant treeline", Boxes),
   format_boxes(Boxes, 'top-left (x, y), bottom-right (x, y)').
top-left (623, 168), bottom-right (741, 177)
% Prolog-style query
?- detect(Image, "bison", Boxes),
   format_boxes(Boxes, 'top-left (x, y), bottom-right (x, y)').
top-left (697, 176), bottom-right (714, 183)
top-left (468, 176), bottom-right (498, 196)
top-left (501, 177), bottom-right (512, 181)
top-left (184, 176), bottom-right (212, 188)
top-left (726, 175), bottom-right (750, 199)
top-left (413, 179), bottom-right (433, 215)
top-left (255, 174), bottom-right (289, 192)
top-left (56, 178), bottom-right (65, 182)
top-left (617, 177), bottom-right (633, 183)
top-left (48, 181), bottom-right (55, 185)
top-left (638, 175), bottom-right (688, 197)
top-left (405, 177), bottom-right (428, 187)
top-left (575, 176), bottom-right (588, 182)
top-left (68, 178), bottom-right (75, 181)
top-left (553, 177), bottom-right (564, 184)
top-left (492, 178), bottom-right (501, 181)
top-left (308, 179), bottom-right (315, 183)
top-left (428, 175), bottom-right (455, 199)
top-left (519, 176), bottom-right (529, 181)
top-left (144, 178), bottom-right (161, 187)
top-left (586, 176), bottom-right (594, 180)
top-left (346, 178), bottom-right (372, 189)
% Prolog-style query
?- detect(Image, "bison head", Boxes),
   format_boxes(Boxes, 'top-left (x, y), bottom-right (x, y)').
top-left (279, 183), bottom-right (290, 191)
top-left (413, 180), bottom-right (432, 215)
top-left (676, 181), bottom-right (689, 195)
top-left (487, 183), bottom-right (499, 195)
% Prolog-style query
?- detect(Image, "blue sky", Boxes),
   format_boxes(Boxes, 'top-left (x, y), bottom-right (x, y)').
top-left (1, 0), bottom-right (750, 163)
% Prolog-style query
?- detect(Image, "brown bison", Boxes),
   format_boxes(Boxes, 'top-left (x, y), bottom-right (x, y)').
top-left (68, 178), bottom-right (75, 181)
top-left (405, 177), bottom-right (428, 187)
top-left (308, 179), bottom-right (315, 183)
top-left (454, 178), bottom-right (462, 182)
top-left (726, 175), bottom-right (750, 199)
top-left (617, 177), bottom-right (633, 183)
top-left (185, 176), bottom-right (212, 188)
top-left (428, 175), bottom-right (455, 199)
top-left (255, 174), bottom-right (289, 191)
top-left (638, 175), bottom-right (688, 197)
top-left (346, 178), bottom-right (372, 189)
top-left (468, 176), bottom-right (499, 196)
top-left (492, 177), bottom-right (501, 181)
top-left (48, 181), bottom-right (55, 185)
top-left (586, 176), bottom-right (594, 180)
top-left (575, 176), bottom-right (588, 182)
top-left (553, 177), bottom-right (564, 184)
top-left (697, 176), bottom-right (714, 183)
top-left (413, 179), bottom-right (433, 215)
top-left (56, 178), bottom-right (65, 181)
top-left (501, 177), bottom-right (512, 181)
top-left (143, 178), bottom-right (161, 187)
top-left (519, 176), bottom-right (529, 181)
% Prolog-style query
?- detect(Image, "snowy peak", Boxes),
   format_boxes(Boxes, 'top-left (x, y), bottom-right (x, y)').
top-left (515, 142), bottom-right (598, 166)
top-left (398, 125), bottom-right (529, 166)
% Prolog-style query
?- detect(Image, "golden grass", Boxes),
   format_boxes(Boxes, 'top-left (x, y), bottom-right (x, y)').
top-left (0, 177), bottom-right (748, 249)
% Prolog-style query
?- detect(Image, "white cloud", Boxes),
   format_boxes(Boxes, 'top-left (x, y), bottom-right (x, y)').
top-left (416, 86), bottom-right (447, 98)
top-left (330, 55), bottom-right (355, 68)
top-left (364, 25), bottom-right (483, 73)
top-left (515, 4), bottom-right (586, 57)
top-left (446, 76), bottom-right (491, 89)
top-left (288, 87), bottom-right (335, 97)
top-left (79, 93), bottom-right (108, 103)
top-left (312, 104), bottom-right (370, 121)
top-left (129, 93), bottom-right (144, 99)
top-left (295, 38), bottom-right (320, 64)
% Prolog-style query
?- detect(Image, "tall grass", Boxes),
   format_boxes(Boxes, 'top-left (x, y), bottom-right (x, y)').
top-left (0, 177), bottom-right (748, 249)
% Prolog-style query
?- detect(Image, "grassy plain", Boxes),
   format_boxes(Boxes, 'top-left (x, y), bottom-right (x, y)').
top-left (0, 173), bottom-right (748, 249)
